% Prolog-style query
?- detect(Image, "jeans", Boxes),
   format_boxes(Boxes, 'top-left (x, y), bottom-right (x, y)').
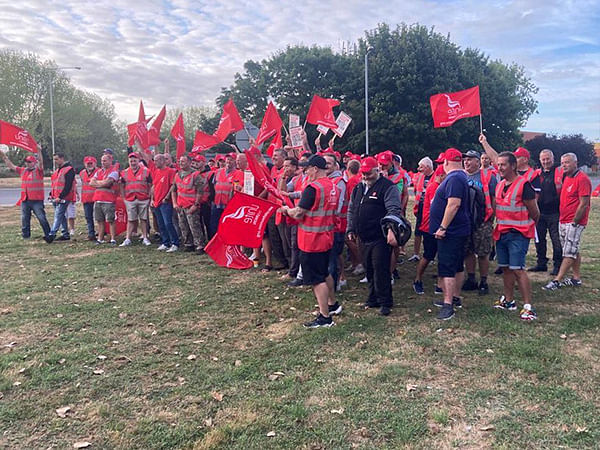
top-left (535, 212), bottom-right (562, 268)
top-left (83, 202), bottom-right (95, 238)
top-left (21, 200), bottom-right (51, 238)
top-left (155, 202), bottom-right (180, 247)
top-left (496, 231), bottom-right (530, 270)
top-left (364, 239), bottom-right (393, 307)
top-left (328, 232), bottom-right (345, 288)
top-left (210, 205), bottom-right (225, 238)
top-left (50, 201), bottom-right (70, 238)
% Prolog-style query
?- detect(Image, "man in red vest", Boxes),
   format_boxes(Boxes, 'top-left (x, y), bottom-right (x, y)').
top-left (79, 156), bottom-right (99, 241)
top-left (409, 157), bottom-right (434, 263)
top-left (543, 152), bottom-right (591, 290)
top-left (1, 151), bottom-right (51, 241)
top-left (491, 152), bottom-right (539, 321)
top-left (280, 155), bottom-right (340, 328)
top-left (119, 152), bottom-right (152, 246)
top-left (90, 154), bottom-right (120, 245)
top-left (48, 152), bottom-right (76, 242)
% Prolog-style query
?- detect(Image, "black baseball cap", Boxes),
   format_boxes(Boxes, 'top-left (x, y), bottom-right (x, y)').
top-left (462, 150), bottom-right (480, 159)
top-left (299, 155), bottom-right (327, 169)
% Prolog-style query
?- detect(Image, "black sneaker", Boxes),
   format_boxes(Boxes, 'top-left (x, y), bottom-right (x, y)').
top-left (462, 278), bottom-right (478, 291)
top-left (478, 281), bottom-right (489, 296)
top-left (433, 297), bottom-right (462, 308)
top-left (494, 267), bottom-right (503, 275)
top-left (303, 314), bottom-right (334, 328)
top-left (288, 278), bottom-right (304, 287)
top-left (437, 304), bottom-right (455, 320)
top-left (56, 235), bottom-right (70, 241)
top-left (328, 302), bottom-right (342, 316)
top-left (528, 265), bottom-right (547, 272)
top-left (434, 286), bottom-right (443, 295)
top-left (379, 306), bottom-right (391, 316)
top-left (412, 280), bottom-right (424, 295)
top-left (44, 234), bottom-right (55, 243)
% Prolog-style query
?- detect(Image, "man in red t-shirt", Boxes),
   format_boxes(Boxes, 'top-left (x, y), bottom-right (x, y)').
top-left (543, 153), bottom-right (591, 290)
top-left (149, 153), bottom-right (180, 251)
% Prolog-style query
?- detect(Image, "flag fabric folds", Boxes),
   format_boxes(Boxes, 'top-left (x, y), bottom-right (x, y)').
top-left (205, 233), bottom-right (254, 270)
top-left (147, 105), bottom-right (166, 146)
top-left (306, 95), bottom-right (340, 129)
top-left (214, 99), bottom-right (245, 142)
top-left (191, 130), bottom-right (220, 152)
top-left (429, 86), bottom-right (481, 128)
top-left (217, 192), bottom-right (278, 247)
top-left (255, 102), bottom-right (283, 146)
top-left (170, 113), bottom-right (186, 159)
top-left (127, 100), bottom-right (150, 149)
top-left (0, 121), bottom-right (39, 152)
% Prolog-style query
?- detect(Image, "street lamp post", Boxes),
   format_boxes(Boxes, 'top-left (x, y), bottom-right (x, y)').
top-left (49, 66), bottom-right (81, 170)
top-left (364, 47), bottom-right (372, 155)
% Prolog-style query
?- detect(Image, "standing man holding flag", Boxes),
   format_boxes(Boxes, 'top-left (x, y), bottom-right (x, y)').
top-left (48, 152), bottom-right (76, 242)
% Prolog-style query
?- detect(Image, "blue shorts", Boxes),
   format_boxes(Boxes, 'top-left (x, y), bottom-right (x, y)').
top-left (496, 231), bottom-right (530, 270)
top-left (437, 235), bottom-right (467, 278)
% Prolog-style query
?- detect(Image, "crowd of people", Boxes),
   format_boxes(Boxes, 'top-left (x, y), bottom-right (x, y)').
top-left (2, 130), bottom-right (593, 326)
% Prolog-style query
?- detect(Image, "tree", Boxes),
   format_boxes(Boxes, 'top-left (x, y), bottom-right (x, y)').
top-left (525, 134), bottom-right (596, 168)
top-left (218, 23), bottom-right (538, 168)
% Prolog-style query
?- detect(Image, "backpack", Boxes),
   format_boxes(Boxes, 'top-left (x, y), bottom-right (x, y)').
top-left (467, 179), bottom-right (486, 229)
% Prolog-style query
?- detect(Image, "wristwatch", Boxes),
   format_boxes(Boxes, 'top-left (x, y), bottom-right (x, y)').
top-left (439, 225), bottom-right (447, 231)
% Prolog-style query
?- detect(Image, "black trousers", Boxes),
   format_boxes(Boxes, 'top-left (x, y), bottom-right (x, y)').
top-left (535, 212), bottom-right (562, 267)
top-left (287, 225), bottom-right (300, 278)
top-left (364, 239), bottom-right (393, 307)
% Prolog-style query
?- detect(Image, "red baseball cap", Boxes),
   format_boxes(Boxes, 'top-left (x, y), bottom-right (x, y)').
top-left (443, 148), bottom-right (462, 162)
top-left (215, 154), bottom-right (225, 161)
top-left (25, 155), bottom-right (37, 163)
top-left (226, 152), bottom-right (237, 159)
top-left (128, 152), bottom-right (140, 159)
top-left (360, 157), bottom-right (378, 173)
top-left (344, 151), bottom-right (354, 158)
top-left (434, 164), bottom-right (446, 176)
top-left (194, 154), bottom-right (206, 162)
top-left (434, 152), bottom-right (446, 163)
top-left (350, 154), bottom-right (361, 161)
top-left (83, 156), bottom-right (97, 164)
top-left (514, 147), bottom-right (530, 159)
top-left (376, 152), bottom-right (392, 165)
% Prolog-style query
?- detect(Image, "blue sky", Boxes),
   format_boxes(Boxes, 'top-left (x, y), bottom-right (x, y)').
top-left (1, 0), bottom-right (599, 140)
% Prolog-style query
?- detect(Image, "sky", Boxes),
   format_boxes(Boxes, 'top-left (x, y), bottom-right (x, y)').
top-left (1, 0), bottom-right (599, 141)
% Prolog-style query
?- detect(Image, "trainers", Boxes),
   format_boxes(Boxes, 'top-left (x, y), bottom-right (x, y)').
top-left (142, 237), bottom-right (152, 246)
top-left (379, 306), bottom-right (391, 316)
top-left (493, 295), bottom-right (517, 310)
top-left (433, 297), bottom-right (462, 308)
top-left (519, 304), bottom-right (538, 321)
top-left (303, 314), bottom-right (334, 328)
top-left (359, 276), bottom-right (368, 283)
top-left (45, 234), bottom-right (55, 243)
top-left (119, 238), bottom-right (132, 247)
top-left (352, 264), bottom-right (365, 276)
top-left (434, 286), bottom-right (443, 295)
top-left (413, 280), bottom-right (424, 295)
top-left (437, 304), bottom-right (455, 320)
top-left (95, 239), bottom-right (105, 245)
top-left (494, 267), bottom-right (503, 275)
top-left (288, 278), bottom-right (304, 287)
top-left (407, 254), bottom-right (420, 262)
top-left (542, 280), bottom-right (561, 291)
top-left (157, 244), bottom-right (169, 251)
top-left (328, 302), bottom-right (343, 316)
top-left (56, 235), bottom-right (70, 241)
top-left (109, 240), bottom-right (117, 245)
top-left (478, 281), bottom-right (489, 296)
top-left (69, 230), bottom-right (75, 237)
top-left (462, 278), bottom-right (478, 291)
top-left (561, 278), bottom-right (582, 287)
top-left (337, 279), bottom-right (347, 290)
top-left (166, 245), bottom-right (179, 253)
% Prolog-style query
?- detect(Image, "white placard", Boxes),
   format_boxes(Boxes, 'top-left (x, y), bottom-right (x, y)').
top-left (243, 170), bottom-right (255, 196)
top-left (332, 111), bottom-right (352, 138)
top-left (316, 124), bottom-right (329, 135)
top-left (0, 144), bottom-right (8, 153)
top-left (289, 126), bottom-right (304, 148)
top-left (289, 114), bottom-right (300, 129)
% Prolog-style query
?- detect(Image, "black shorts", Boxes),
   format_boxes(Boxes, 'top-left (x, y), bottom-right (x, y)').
top-left (422, 233), bottom-right (438, 261)
top-left (414, 204), bottom-right (424, 236)
top-left (437, 235), bottom-right (467, 278)
top-left (299, 250), bottom-right (330, 285)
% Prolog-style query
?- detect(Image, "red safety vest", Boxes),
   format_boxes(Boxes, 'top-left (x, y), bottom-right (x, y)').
top-left (92, 168), bottom-right (118, 203)
top-left (480, 168), bottom-right (494, 222)
top-left (174, 171), bottom-right (197, 208)
top-left (521, 167), bottom-right (537, 182)
top-left (80, 168), bottom-right (98, 203)
top-left (535, 167), bottom-right (564, 196)
top-left (493, 175), bottom-right (535, 240)
top-left (50, 166), bottom-right (76, 202)
top-left (297, 177), bottom-right (339, 253)
top-left (412, 172), bottom-right (426, 216)
top-left (122, 166), bottom-right (150, 201)
top-left (18, 167), bottom-right (44, 204)
top-left (332, 175), bottom-right (348, 233)
top-left (214, 168), bottom-right (243, 207)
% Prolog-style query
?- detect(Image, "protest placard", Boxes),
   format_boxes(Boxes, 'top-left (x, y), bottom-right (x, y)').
top-left (332, 111), bottom-right (352, 138)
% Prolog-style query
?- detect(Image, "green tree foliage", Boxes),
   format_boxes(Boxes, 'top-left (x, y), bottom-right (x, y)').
top-left (218, 23), bottom-right (538, 168)
top-left (0, 49), bottom-right (124, 169)
top-left (525, 134), bottom-right (597, 168)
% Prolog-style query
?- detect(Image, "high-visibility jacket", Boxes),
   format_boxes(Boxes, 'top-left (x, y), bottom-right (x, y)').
top-left (80, 168), bottom-right (98, 203)
top-left (521, 167), bottom-right (537, 182)
top-left (50, 165), bottom-right (76, 202)
top-left (297, 177), bottom-right (339, 253)
top-left (480, 168), bottom-right (494, 222)
top-left (17, 167), bottom-right (44, 204)
top-left (92, 168), bottom-right (118, 203)
top-left (493, 175), bottom-right (535, 240)
top-left (332, 175), bottom-right (348, 233)
top-left (121, 166), bottom-right (150, 201)
top-left (412, 172), bottom-right (426, 216)
top-left (213, 168), bottom-right (243, 207)
top-left (174, 171), bottom-right (198, 208)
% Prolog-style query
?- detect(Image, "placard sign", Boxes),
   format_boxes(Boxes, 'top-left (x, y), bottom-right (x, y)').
top-left (289, 126), bottom-right (304, 148)
top-left (289, 114), bottom-right (300, 129)
top-left (316, 124), bottom-right (329, 135)
top-left (332, 111), bottom-right (352, 138)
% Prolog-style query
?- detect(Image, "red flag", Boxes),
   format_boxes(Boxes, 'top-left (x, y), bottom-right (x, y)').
top-left (429, 86), bottom-right (481, 128)
top-left (137, 100), bottom-right (146, 122)
top-left (147, 105), bottom-right (166, 146)
top-left (255, 102), bottom-right (282, 145)
top-left (244, 146), bottom-right (293, 207)
top-left (170, 113), bottom-right (186, 159)
top-left (191, 130), bottom-right (220, 152)
top-left (0, 121), bottom-right (39, 152)
top-left (214, 99), bottom-right (245, 142)
top-left (205, 233), bottom-right (253, 270)
top-left (265, 129), bottom-right (283, 158)
top-left (306, 95), bottom-right (340, 129)
top-left (217, 192), bottom-right (277, 247)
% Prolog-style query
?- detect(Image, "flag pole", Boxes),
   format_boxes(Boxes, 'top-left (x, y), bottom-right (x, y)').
top-left (479, 115), bottom-right (483, 135)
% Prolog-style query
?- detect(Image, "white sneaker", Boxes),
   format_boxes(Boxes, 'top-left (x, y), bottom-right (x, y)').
top-left (69, 229), bottom-right (75, 236)
top-left (352, 264), bottom-right (365, 276)
top-left (157, 244), bottom-right (169, 251)
top-left (359, 276), bottom-right (368, 283)
top-left (337, 279), bottom-right (347, 291)
top-left (142, 237), bottom-right (152, 246)
top-left (408, 254), bottom-right (420, 262)
top-left (119, 238), bottom-right (131, 247)
top-left (166, 245), bottom-right (179, 253)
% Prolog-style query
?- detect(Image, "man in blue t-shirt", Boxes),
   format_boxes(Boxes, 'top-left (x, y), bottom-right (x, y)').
top-left (429, 148), bottom-right (471, 320)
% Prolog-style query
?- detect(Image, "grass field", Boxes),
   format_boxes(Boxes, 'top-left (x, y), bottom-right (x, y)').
top-left (0, 200), bottom-right (599, 449)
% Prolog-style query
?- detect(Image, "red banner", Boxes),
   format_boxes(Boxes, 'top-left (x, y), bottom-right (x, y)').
top-left (191, 130), bottom-right (220, 152)
top-left (170, 113), bottom-right (186, 159)
top-left (306, 95), bottom-right (340, 129)
top-left (214, 99), bottom-right (245, 142)
top-left (147, 105), bottom-right (166, 146)
top-left (218, 192), bottom-right (277, 247)
top-left (205, 233), bottom-right (253, 270)
top-left (255, 102), bottom-right (282, 146)
top-left (429, 86), bottom-right (481, 128)
top-left (0, 121), bottom-right (39, 152)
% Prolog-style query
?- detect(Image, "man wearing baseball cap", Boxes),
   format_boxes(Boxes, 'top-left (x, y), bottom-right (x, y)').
top-left (1, 151), bottom-right (52, 241)
top-left (347, 156), bottom-right (403, 316)
top-left (429, 148), bottom-right (471, 320)
top-left (79, 156), bottom-right (99, 240)
top-left (280, 155), bottom-right (341, 328)
top-left (119, 152), bottom-right (152, 247)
